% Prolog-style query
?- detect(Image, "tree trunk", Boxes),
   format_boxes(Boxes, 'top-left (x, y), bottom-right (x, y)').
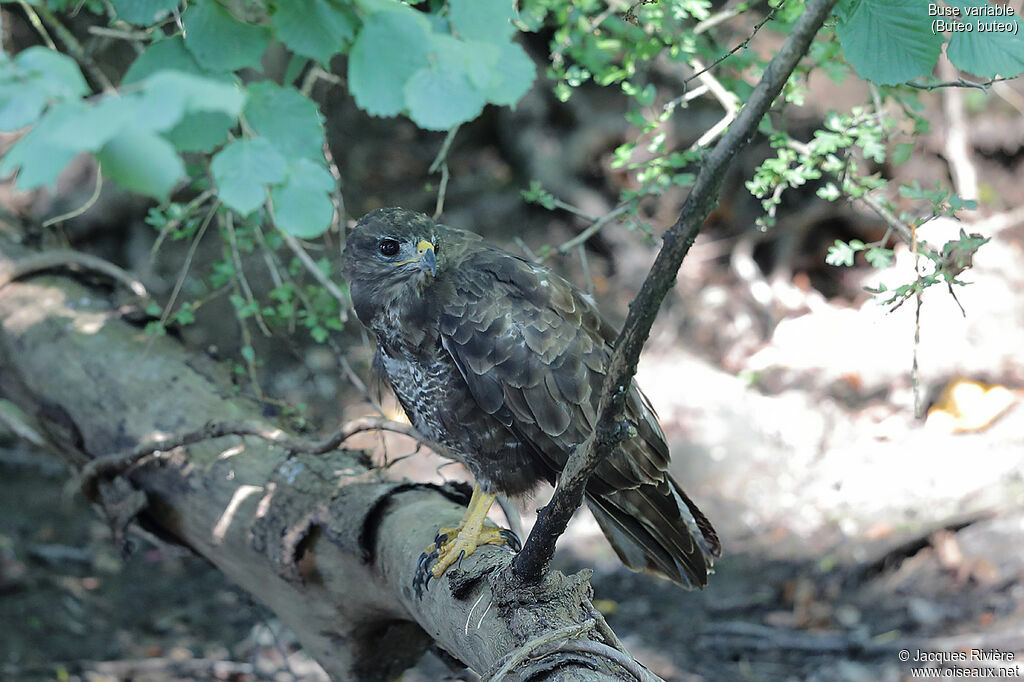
top-left (0, 239), bottom-right (663, 682)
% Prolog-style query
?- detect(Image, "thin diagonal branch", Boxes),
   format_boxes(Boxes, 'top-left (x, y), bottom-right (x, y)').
top-left (511, 0), bottom-right (843, 584)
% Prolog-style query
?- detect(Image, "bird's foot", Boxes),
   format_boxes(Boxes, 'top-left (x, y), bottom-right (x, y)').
top-left (414, 523), bottom-right (520, 595)
top-left (413, 485), bottom-right (521, 595)
top-left (430, 523), bottom-right (521, 577)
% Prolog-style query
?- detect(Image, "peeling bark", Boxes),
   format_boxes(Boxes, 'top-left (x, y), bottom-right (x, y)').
top-left (0, 240), bottom-right (664, 682)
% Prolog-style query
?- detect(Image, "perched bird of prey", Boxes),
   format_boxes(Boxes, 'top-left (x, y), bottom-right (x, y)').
top-left (342, 208), bottom-right (720, 588)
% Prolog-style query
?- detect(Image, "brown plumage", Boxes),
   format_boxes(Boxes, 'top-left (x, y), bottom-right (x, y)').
top-left (342, 208), bottom-right (720, 588)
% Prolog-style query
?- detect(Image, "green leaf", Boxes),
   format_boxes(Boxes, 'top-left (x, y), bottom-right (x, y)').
top-left (865, 247), bottom-right (894, 268)
top-left (405, 52), bottom-right (486, 130)
top-left (111, 0), bottom-right (179, 25)
top-left (211, 138), bottom-right (287, 215)
top-left (835, 0), bottom-right (942, 85)
top-left (0, 101), bottom-right (81, 190)
top-left (348, 7), bottom-right (431, 116)
top-left (892, 142), bottom-right (914, 165)
top-left (123, 38), bottom-right (201, 86)
top-left (96, 128), bottom-right (184, 200)
top-left (142, 71), bottom-right (246, 116)
top-left (123, 88), bottom-right (186, 134)
top-left (825, 239), bottom-right (856, 267)
top-left (165, 112), bottom-right (234, 152)
top-left (817, 183), bottom-right (840, 201)
top-left (244, 82), bottom-right (325, 160)
top-left (0, 48), bottom-right (89, 130)
top-left (483, 41), bottom-right (536, 106)
top-left (945, 1), bottom-right (1024, 78)
top-left (14, 47), bottom-right (89, 99)
top-left (0, 82), bottom-right (48, 131)
top-left (46, 98), bottom-right (132, 151)
top-left (1, 95), bottom-right (165, 191)
top-left (440, 37), bottom-right (499, 91)
top-left (270, 158), bottom-right (335, 238)
top-left (271, 0), bottom-right (358, 64)
top-left (182, 0), bottom-right (270, 72)
top-left (449, 0), bottom-right (514, 43)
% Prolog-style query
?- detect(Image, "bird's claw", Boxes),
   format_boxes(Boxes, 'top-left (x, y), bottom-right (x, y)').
top-left (414, 550), bottom-right (438, 598)
top-left (413, 523), bottom-right (520, 597)
top-left (499, 528), bottom-right (522, 552)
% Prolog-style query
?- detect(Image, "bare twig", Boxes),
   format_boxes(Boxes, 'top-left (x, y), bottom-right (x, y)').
top-left (322, 140), bottom-right (347, 225)
top-left (79, 416), bottom-right (426, 500)
top-left (86, 25), bottom-right (154, 41)
top-left (856, 192), bottom-right (942, 260)
top-left (429, 125), bottom-right (460, 219)
top-left (904, 77), bottom-right (1006, 92)
top-left (278, 230), bottom-right (348, 307)
top-left (300, 65), bottom-right (343, 98)
top-left (693, 0), bottom-right (759, 35)
top-left (33, 3), bottom-right (116, 92)
top-left (681, 7), bottom-right (778, 88)
top-left (224, 213), bottom-right (272, 337)
top-left (513, 236), bottom-right (540, 262)
top-left (511, 0), bottom-right (842, 584)
top-left (15, 0), bottom-right (58, 50)
top-left (688, 58), bottom-right (741, 149)
top-left (555, 203), bottom-right (631, 255)
top-left (577, 244), bottom-right (594, 294)
top-left (252, 222), bottom-right (287, 289)
top-left (149, 189), bottom-right (215, 261)
top-left (41, 164), bottom-right (104, 227)
top-left (150, 199), bottom-right (218, 340)
top-left (911, 223), bottom-right (923, 418)
top-left (0, 249), bottom-right (148, 298)
top-left (483, 620), bottom-right (596, 681)
top-left (939, 55), bottom-right (978, 202)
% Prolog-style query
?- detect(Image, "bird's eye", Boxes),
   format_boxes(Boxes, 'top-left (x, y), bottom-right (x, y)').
top-left (378, 238), bottom-right (401, 257)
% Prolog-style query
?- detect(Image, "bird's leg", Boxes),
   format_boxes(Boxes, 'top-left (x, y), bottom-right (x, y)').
top-left (424, 483), bottom-right (520, 579)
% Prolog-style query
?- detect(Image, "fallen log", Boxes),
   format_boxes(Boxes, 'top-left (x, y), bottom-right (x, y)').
top-left (0, 239), bottom-right (661, 682)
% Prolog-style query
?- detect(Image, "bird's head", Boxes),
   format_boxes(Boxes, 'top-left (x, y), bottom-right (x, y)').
top-left (342, 208), bottom-right (440, 324)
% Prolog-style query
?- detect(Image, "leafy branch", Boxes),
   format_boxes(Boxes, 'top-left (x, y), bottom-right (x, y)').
top-left (510, 0), bottom-right (844, 585)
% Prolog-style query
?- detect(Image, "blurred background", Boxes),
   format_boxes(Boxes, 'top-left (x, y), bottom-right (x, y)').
top-left (2, 3), bottom-right (1024, 681)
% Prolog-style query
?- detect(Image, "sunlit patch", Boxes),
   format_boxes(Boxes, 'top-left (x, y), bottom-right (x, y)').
top-left (0, 287), bottom-right (67, 333)
top-left (72, 311), bottom-right (107, 334)
top-left (381, 405), bottom-right (410, 424)
top-left (255, 482), bottom-right (276, 521)
top-left (218, 444), bottom-right (244, 459)
top-left (927, 378), bottom-right (1018, 433)
top-left (212, 484), bottom-right (263, 544)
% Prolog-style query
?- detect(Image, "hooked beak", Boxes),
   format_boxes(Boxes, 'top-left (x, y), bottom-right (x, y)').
top-left (417, 239), bottom-right (436, 276)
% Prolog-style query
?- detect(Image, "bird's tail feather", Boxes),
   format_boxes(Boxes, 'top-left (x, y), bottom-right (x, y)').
top-left (586, 475), bottom-right (720, 589)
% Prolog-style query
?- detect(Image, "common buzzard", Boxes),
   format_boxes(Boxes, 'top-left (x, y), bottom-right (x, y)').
top-left (342, 208), bottom-right (720, 588)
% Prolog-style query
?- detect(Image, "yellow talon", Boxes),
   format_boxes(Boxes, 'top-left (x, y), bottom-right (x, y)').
top-left (426, 485), bottom-right (511, 578)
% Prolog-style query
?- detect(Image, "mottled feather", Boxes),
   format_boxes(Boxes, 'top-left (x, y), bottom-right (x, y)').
top-left (342, 208), bottom-right (720, 588)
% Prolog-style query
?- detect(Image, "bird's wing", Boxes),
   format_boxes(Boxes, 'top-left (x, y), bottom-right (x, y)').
top-left (437, 247), bottom-right (669, 491)
top-left (437, 246), bottom-right (720, 586)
